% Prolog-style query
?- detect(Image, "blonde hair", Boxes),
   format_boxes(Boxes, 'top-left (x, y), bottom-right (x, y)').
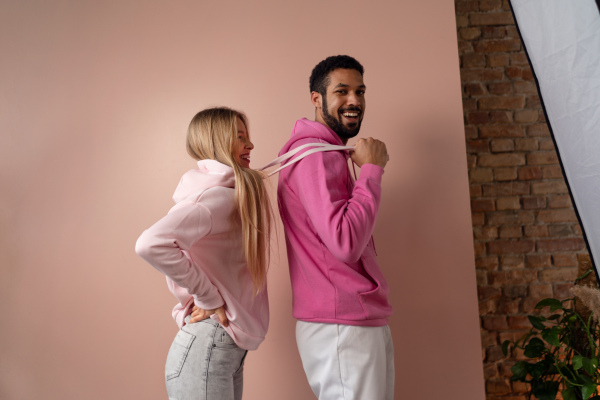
top-left (186, 107), bottom-right (272, 294)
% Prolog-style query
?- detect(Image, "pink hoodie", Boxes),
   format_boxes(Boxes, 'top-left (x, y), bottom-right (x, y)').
top-left (277, 119), bottom-right (393, 326)
top-left (135, 160), bottom-right (268, 350)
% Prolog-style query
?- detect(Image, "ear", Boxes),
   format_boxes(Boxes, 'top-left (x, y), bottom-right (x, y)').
top-left (310, 91), bottom-right (322, 109)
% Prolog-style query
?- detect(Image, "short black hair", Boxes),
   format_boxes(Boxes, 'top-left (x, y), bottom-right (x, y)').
top-left (309, 55), bottom-right (364, 95)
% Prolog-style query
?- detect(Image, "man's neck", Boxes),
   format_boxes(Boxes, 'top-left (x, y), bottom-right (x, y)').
top-left (313, 116), bottom-right (348, 145)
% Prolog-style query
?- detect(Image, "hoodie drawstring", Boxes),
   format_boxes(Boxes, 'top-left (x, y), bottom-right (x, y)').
top-left (259, 143), bottom-right (354, 177)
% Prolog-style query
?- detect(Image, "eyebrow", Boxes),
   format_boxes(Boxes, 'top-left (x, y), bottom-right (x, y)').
top-left (334, 83), bottom-right (367, 89)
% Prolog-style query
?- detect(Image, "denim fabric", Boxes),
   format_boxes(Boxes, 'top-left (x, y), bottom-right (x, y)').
top-left (165, 316), bottom-right (248, 400)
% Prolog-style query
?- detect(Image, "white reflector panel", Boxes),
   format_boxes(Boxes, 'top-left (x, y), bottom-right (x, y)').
top-left (511, 0), bottom-right (600, 281)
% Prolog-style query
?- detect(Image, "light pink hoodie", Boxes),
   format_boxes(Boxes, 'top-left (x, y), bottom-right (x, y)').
top-left (135, 160), bottom-right (268, 350)
top-left (277, 118), bottom-right (393, 326)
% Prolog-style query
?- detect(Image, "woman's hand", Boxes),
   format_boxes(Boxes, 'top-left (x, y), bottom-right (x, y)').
top-left (189, 305), bottom-right (229, 327)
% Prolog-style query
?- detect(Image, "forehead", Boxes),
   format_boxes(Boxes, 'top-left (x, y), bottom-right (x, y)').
top-left (326, 68), bottom-right (365, 90)
top-left (236, 117), bottom-right (247, 132)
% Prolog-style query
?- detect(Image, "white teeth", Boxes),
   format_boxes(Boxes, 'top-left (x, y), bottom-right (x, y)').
top-left (343, 112), bottom-right (359, 117)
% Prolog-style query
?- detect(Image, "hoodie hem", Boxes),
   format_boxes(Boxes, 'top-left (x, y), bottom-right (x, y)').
top-left (295, 316), bottom-right (389, 327)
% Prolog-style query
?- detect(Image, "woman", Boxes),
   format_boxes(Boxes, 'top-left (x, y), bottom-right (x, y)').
top-left (136, 107), bottom-right (272, 399)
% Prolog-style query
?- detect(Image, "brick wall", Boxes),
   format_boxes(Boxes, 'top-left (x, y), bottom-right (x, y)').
top-left (455, 1), bottom-right (590, 398)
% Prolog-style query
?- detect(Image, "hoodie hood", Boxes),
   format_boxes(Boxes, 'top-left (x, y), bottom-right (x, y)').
top-left (172, 159), bottom-right (235, 204)
top-left (279, 118), bottom-right (344, 156)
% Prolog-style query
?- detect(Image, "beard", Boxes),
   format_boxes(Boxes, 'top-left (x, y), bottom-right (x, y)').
top-left (321, 95), bottom-right (362, 140)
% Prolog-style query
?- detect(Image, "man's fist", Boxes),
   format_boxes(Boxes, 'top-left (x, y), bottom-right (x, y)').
top-left (350, 137), bottom-right (388, 168)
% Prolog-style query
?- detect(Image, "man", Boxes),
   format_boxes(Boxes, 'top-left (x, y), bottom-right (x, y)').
top-left (277, 55), bottom-right (394, 400)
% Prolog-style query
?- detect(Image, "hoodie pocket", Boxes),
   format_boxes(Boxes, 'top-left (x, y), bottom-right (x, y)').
top-left (357, 252), bottom-right (392, 320)
top-left (358, 283), bottom-right (392, 320)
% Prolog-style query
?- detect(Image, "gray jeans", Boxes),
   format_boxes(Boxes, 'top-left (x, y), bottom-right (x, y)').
top-left (165, 316), bottom-right (248, 400)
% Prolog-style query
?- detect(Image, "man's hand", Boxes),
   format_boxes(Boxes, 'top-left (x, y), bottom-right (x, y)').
top-left (189, 305), bottom-right (229, 327)
top-left (350, 138), bottom-right (388, 168)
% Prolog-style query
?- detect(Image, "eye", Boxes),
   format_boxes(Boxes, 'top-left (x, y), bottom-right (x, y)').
top-left (335, 90), bottom-right (347, 95)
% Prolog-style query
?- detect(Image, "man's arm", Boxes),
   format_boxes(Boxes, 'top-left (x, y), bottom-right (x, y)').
top-left (288, 139), bottom-right (387, 263)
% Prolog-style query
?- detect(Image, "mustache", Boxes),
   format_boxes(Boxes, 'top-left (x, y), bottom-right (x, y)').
top-left (339, 107), bottom-right (362, 113)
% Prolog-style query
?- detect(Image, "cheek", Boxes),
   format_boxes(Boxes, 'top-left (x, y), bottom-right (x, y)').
top-left (329, 101), bottom-right (341, 114)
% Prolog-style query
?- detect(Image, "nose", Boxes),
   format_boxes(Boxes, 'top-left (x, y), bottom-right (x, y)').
top-left (346, 92), bottom-right (361, 106)
top-left (246, 139), bottom-right (254, 150)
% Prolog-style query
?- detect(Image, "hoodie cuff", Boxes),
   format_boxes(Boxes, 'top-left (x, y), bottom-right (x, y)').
top-left (360, 163), bottom-right (385, 180)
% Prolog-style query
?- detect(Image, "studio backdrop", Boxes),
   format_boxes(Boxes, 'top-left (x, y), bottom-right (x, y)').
top-left (0, 1), bottom-right (484, 399)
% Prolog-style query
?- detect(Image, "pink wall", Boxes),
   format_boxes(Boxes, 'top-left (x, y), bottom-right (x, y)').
top-left (0, 1), bottom-right (484, 399)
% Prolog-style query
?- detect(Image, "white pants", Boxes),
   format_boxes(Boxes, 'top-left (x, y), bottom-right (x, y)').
top-left (296, 321), bottom-right (395, 400)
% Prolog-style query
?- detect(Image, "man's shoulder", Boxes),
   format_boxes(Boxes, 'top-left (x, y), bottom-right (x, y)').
top-left (284, 119), bottom-right (341, 149)
top-left (288, 137), bottom-right (330, 150)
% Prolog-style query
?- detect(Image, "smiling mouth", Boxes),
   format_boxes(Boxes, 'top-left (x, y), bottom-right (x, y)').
top-left (341, 110), bottom-right (361, 127)
top-left (240, 155), bottom-right (250, 163)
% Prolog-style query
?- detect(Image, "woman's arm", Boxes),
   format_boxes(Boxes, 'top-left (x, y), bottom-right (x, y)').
top-left (135, 203), bottom-right (225, 311)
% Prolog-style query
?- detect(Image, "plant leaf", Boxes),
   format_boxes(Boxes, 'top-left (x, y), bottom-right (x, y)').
top-left (563, 387), bottom-right (578, 400)
top-left (502, 340), bottom-right (510, 357)
top-left (582, 357), bottom-right (599, 375)
top-left (529, 315), bottom-right (547, 330)
top-left (524, 338), bottom-right (546, 358)
top-left (510, 361), bottom-right (529, 381)
top-left (545, 361), bottom-right (558, 375)
top-left (572, 355), bottom-right (584, 370)
top-left (558, 361), bottom-right (574, 376)
top-left (541, 354), bottom-right (558, 375)
top-left (541, 327), bottom-right (560, 347)
top-left (535, 298), bottom-right (564, 311)
top-left (579, 375), bottom-right (596, 386)
top-left (532, 380), bottom-right (560, 400)
top-left (582, 383), bottom-right (597, 400)
top-left (529, 337), bottom-right (545, 347)
top-left (530, 361), bottom-right (547, 379)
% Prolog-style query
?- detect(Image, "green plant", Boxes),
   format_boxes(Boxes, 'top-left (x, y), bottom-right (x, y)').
top-left (502, 271), bottom-right (600, 400)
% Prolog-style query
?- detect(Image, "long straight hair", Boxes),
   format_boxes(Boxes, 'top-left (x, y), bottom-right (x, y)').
top-left (186, 107), bottom-right (272, 294)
